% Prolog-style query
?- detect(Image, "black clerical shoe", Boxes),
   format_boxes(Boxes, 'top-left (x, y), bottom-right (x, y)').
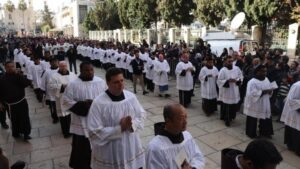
top-left (12, 133), bottom-right (20, 138)
top-left (143, 91), bottom-right (149, 95)
top-left (23, 135), bottom-right (32, 141)
top-left (158, 94), bottom-right (163, 97)
top-left (165, 94), bottom-right (170, 98)
top-left (52, 118), bottom-right (59, 124)
top-left (1, 123), bottom-right (9, 129)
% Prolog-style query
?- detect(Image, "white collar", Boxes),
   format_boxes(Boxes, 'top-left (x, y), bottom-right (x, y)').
top-left (235, 154), bottom-right (243, 169)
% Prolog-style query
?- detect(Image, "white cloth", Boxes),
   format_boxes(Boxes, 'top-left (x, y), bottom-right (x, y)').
top-left (49, 72), bottom-right (77, 117)
top-left (281, 81), bottom-right (300, 131)
top-left (145, 58), bottom-right (156, 80)
top-left (243, 78), bottom-right (272, 119)
top-left (62, 76), bottom-right (107, 137)
top-left (27, 63), bottom-right (46, 89)
top-left (40, 68), bottom-right (59, 101)
top-left (175, 61), bottom-right (195, 91)
top-left (146, 131), bottom-right (205, 169)
top-left (153, 60), bottom-right (170, 86)
top-left (198, 66), bottom-right (218, 99)
top-left (87, 90), bottom-right (146, 169)
top-left (217, 66), bottom-right (243, 104)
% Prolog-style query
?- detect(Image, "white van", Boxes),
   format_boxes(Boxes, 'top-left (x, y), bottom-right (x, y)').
top-left (206, 39), bottom-right (259, 57)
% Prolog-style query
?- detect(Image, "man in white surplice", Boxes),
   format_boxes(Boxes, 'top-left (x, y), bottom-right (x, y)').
top-left (154, 53), bottom-right (170, 97)
top-left (146, 103), bottom-right (205, 169)
top-left (243, 65), bottom-right (274, 139)
top-left (198, 57), bottom-right (218, 116)
top-left (49, 61), bottom-right (77, 138)
top-left (217, 56), bottom-right (243, 126)
top-left (281, 81), bottom-right (300, 155)
top-left (87, 68), bottom-right (146, 169)
top-left (62, 62), bottom-right (107, 169)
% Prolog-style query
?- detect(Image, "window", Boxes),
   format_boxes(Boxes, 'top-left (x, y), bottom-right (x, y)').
top-left (78, 5), bottom-right (87, 24)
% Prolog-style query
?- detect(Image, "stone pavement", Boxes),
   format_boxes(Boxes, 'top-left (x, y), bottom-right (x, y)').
top-left (1, 66), bottom-right (300, 169)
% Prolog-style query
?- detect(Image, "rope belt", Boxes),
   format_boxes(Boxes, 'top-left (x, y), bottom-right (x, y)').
top-left (5, 97), bottom-right (26, 118)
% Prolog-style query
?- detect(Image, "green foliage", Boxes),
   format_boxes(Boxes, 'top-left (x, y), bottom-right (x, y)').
top-left (93, 0), bottom-right (122, 30)
top-left (18, 0), bottom-right (27, 11)
top-left (4, 0), bottom-right (15, 13)
top-left (194, 0), bottom-right (225, 27)
top-left (158, 0), bottom-right (196, 27)
top-left (118, 0), bottom-right (131, 28)
top-left (41, 1), bottom-right (54, 32)
top-left (83, 9), bottom-right (98, 32)
top-left (243, 0), bottom-right (281, 26)
top-left (222, 0), bottom-right (244, 19)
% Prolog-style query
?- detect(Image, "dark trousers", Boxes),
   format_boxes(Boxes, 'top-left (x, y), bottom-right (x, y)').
top-left (146, 78), bottom-right (155, 92)
top-left (69, 134), bottom-right (91, 169)
top-left (49, 101), bottom-right (58, 121)
top-left (7, 99), bottom-right (31, 137)
top-left (59, 115), bottom-right (71, 137)
top-left (246, 116), bottom-right (274, 138)
top-left (69, 59), bottom-right (77, 74)
top-left (34, 88), bottom-right (43, 102)
top-left (220, 103), bottom-right (238, 125)
top-left (179, 90), bottom-right (192, 107)
top-left (284, 126), bottom-right (300, 155)
top-left (0, 109), bottom-right (7, 125)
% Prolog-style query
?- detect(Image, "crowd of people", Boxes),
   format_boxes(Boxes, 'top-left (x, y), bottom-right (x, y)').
top-left (0, 35), bottom-right (299, 168)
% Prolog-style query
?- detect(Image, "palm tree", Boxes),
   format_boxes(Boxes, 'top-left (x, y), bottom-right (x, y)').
top-left (18, 0), bottom-right (27, 34)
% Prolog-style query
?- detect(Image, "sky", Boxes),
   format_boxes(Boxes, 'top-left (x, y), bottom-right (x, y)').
top-left (1, 0), bottom-right (66, 12)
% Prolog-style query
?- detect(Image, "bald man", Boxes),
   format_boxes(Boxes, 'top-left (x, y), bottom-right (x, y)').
top-left (146, 104), bottom-right (205, 169)
top-left (48, 61), bottom-right (77, 138)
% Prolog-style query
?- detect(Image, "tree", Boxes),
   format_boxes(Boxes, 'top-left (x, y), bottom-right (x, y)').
top-left (158, 0), bottom-right (196, 27)
top-left (194, 0), bottom-right (225, 27)
top-left (118, 0), bottom-right (131, 28)
top-left (83, 9), bottom-right (98, 32)
top-left (18, 0), bottom-right (27, 32)
top-left (93, 0), bottom-right (122, 30)
top-left (289, 0), bottom-right (300, 23)
top-left (41, 1), bottom-right (54, 32)
top-left (4, 0), bottom-right (15, 13)
top-left (222, 0), bottom-right (245, 19)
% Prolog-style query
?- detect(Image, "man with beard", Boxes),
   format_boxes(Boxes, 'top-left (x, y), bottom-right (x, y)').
top-left (62, 61), bottom-right (107, 169)
top-left (199, 57), bottom-right (218, 116)
top-left (49, 61), bottom-right (77, 138)
top-left (0, 61), bottom-right (31, 140)
top-left (243, 65), bottom-right (274, 138)
top-left (217, 56), bottom-right (243, 126)
top-left (41, 58), bottom-right (59, 123)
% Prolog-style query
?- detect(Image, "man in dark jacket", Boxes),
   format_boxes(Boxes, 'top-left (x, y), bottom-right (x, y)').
top-left (130, 49), bottom-right (148, 95)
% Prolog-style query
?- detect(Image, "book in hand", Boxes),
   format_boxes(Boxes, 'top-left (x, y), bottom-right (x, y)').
top-left (175, 148), bottom-right (189, 169)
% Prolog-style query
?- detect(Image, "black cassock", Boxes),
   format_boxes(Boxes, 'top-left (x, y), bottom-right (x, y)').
top-left (0, 73), bottom-right (31, 137)
top-left (284, 126), bottom-right (300, 156)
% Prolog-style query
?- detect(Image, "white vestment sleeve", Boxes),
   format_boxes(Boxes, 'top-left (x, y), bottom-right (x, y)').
top-left (175, 63), bottom-right (184, 75)
top-left (48, 75), bottom-right (62, 98)
top-left (247, 81), bottom-right (263, 103)
top-left (62, 83), bottom-right (77, 112)
top-left (287, 85), bottom-right (300, 111)
top-left (131, 98), bottom-right (146, 132)
top-left (198, 68), bottom-right (207, 83)
top-left (146, 148), bottom-right (167, 169)
top-left (88, 101), bottom-right (123, 146)
top-left (217, 69), bottom-right (227, 88)
top-left (189, 139), bottom-right (205, 169)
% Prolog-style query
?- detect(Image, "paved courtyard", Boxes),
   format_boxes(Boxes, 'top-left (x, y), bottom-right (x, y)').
top-left (1, 66), bottom-right (300, 169)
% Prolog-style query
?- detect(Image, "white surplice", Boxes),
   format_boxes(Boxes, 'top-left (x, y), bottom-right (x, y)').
top-left (87, 90), bottom-right (146, 169)
top-left (217, 66), bottom-right (243, 104)
top-left (153, 59), bottom-right (170, 86)
top-left (49, 72), bottom-right (77, 117)
top-left (40, 68), bottom-right (59, 101)
top-left (62, 76), bottom-right (107, 137)
top-left (146, 131), bottom-right (205, 169)
top-left (27, 63), bottom-right (46, 89)
top-left (281, 81), bottom-right (300, 131)
top-left (198, 66), bottom-right (219, 99)
top-left (175, 61), bottom-right (195, 91)
top-left (243, 78), bottom-right (272, 119)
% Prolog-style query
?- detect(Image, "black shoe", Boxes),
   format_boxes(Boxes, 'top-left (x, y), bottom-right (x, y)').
top-left (1, 123), bottom-right (9, 129)
top-left (225, 121), bottom-right (230, 127)
top-left (158, 94), bottom-right (163, 97)
top-left (52, 118), bottom-right (59, 124)
top-left (23, 135), bottom-right (32, 141)
top-left (165, 94), bottom-right (170, 98)
top-left (12, 134), bottom-right (20, 138)
top-left (63, 134), bottom-right (72, 139)
top-left (143, 91), bottom-right (149, 95)
top-left (134, 90), bottom-right (137, 94)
